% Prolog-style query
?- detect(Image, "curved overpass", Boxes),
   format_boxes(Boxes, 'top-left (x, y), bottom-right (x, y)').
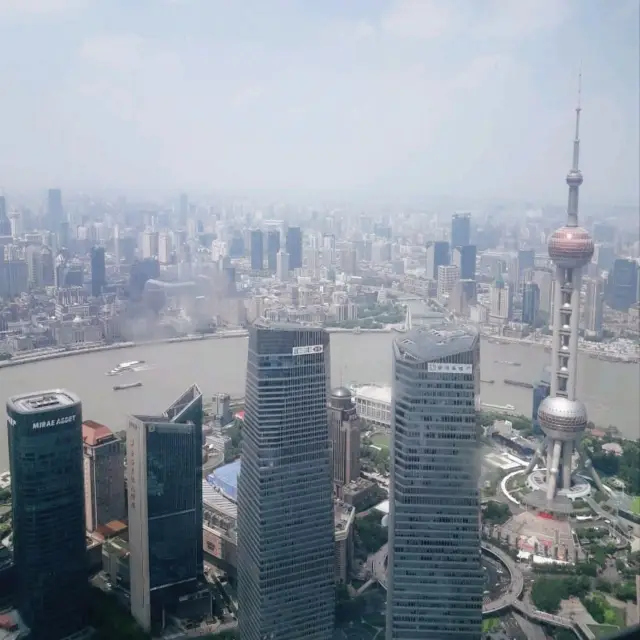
top-left (370, 541), bottom-right (523, 615)
top-left (370, 541), bottom-right (595, 637)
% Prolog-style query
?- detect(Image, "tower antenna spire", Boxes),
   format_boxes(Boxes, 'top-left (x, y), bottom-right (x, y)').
top-left (565, 69), bottom-right (584, 226)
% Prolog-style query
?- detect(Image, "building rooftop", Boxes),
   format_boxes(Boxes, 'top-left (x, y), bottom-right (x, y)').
top-left (82, 420), bottom-right (114, 446)
top-left (334, 499), bottom-right (355, 541)
top-left (202, 480), bottom-right (238, 520)
top-left (352, 384), bottom-right (392, 405)
top-left (394, 324), bottom-right (478, 362)
top-left (7, 389), bottom-right (79, 414)
top-left (206, 460), bottom-right (241, 502)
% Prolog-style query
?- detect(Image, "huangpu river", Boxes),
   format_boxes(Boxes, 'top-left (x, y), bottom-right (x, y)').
top-left (0, 332), bottom-right (638, 469)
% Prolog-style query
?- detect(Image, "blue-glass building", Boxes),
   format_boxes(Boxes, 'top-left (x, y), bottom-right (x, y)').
top-left (286, 226), bottom-right (303, 270)
top-left (7, 390), bottom-right (87, 640)
top-left (127, 385), bottom-right (203, 632)
top-left (531, 366), bottom-right (551, 436)
top-left (237, 321), bottom-right (334, 640)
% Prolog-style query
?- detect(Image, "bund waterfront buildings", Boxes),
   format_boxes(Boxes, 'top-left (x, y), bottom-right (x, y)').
top-left (387, 326), bottom-right (483, 639)
top-left (7, 390), bottom-right (87, 640)
top-left (237, 322), bottom-right (335, 640)
top-left (127, 384), bottom-right (204, 632)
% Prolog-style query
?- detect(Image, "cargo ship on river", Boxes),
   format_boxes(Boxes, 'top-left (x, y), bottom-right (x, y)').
top-left (504, 379), bottom-right (534, 389)
top-left (113, 381), bottom-right (143, 391)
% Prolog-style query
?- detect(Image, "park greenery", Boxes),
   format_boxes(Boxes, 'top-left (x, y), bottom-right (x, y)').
top-left (481, 500), bottom-right (511, 525)
top-left (585, 437), bottom-right (640, 495)
top-left (354, 512), bottom-right (388, 556)
top-left (0, 488), bottom-right (10, 504)
top-left (360, 440), bottom-right (390, 475)
top-left (531, 575), bottom-right (591, 614)
top-left (582, 593), bottom-right (624, 627)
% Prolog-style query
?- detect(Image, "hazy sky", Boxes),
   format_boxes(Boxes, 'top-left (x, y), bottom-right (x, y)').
top-left (0, 0), bottom-right (638, 203)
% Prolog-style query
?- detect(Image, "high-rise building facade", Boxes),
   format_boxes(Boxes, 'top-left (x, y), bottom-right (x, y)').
top-left (387, 326), bottom-right (482, 639)
top-left (489, 277), bottom-right (513, 322)
top-left (584, 277), bottom-right (604, 337)
top-left (237, 322), bottom-right (335, 640)
top-left (127, 385), bottom-right (204, 631)
top-left (250, 229), bottom-right (264, 271)
top-left (531, 367), bottom-right (551, 437)
top-left (7, 390), bottom-right (87, 640)
top-left (266, 229), bottom-right (280, 272)
top-left (452, 245), bottom-right (477, 280)
top-left (90, 245), bottom-right (106, 297)
top-left (451, 213), bottom-right (471, 248)
top-left (47, 188), bottom-right (64, 229)
top-left (0, 195), bottom-right (10, 236)
top-left (327, 387), bottom-right (360, 497)
top-left (83, 420), bottom-right (126, 532)
top-left (522, 282), bottom-right (541, 326)
top-left (437, 264), bottom-right (459, 303)
top-left (286, 226), bottom-right (303, 270)
top-left (605, 258), bottom-right (638, 312)
top-left (276, 249), bottom-right (289, 282)
top-left (426, 241), bottom-right (449, 280)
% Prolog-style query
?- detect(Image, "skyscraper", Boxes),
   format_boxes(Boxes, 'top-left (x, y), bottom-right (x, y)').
top-left (47, 188), bottom-right (64, 230)
top-left (531, 367), bottom-right (551, 437)
top-left (90, 246), bottom-right (106, 297)
top-left (584, 277), bottom-right (604, 337)
top-left (327, 387), bottom-right (361, 497)
top-left (524, 78), bottom-right (605, 508)
top-left (127, 385), bottom-right (204, 631)
top-left (387, 326), bottom-right (482, 639)
top-left (426, 240), bottom-right (449, 280)
top-left (286, 226), bottom-right (303, 270)
top-left (7, 390), bottom-right (87, 640)
top-left (489, 277), bottom-right (513, 322)
top-left (522, 282), bottom-right (541, 326)
top-left (237, 322), bottom-right (335, 640)
top-left (250, 229), bottom-right (264, 271)
top-left (452, 244), bottom-right (477, 280)
top-left (266, 229), bottom-right (280, 272)
top-left (605, 258), bottom-right (638, 311)
top-left (451, 213), bottom-right (471, 248)
top-left (83, 420), bottom-right (126, 532)
top-left (0, 195), bottom-right (10, 236)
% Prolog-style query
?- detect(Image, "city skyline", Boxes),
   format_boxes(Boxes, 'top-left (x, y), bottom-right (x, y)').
top-left (0, 1), bottom-right (637, 203)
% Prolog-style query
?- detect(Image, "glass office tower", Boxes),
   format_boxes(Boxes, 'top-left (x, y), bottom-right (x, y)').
top-left (237, 321), bottom-right (334, 640)
top-left (7, 390), bottom-right (87, 640)
top-left (127, 384), bottom-right (203, 632)
top-left (387, 326), bottom-right (483, 639)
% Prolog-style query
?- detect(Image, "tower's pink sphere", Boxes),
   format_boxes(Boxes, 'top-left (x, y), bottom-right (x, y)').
top-left (548, 226), bottom-right (594, 268)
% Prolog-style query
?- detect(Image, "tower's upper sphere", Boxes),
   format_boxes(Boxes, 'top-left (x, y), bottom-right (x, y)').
top-left (538, 396), bottom-right (588, 441)
top-left (566, 170), bottom-right (584, 188)
top-left (548, 226), bottom-right (594, 268)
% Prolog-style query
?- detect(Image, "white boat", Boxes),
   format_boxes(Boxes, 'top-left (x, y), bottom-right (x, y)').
top-left (106, 360), bottom-right (146, 376)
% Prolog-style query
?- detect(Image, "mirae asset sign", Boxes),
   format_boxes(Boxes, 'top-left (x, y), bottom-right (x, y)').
top-left (31, 415), bottom-right (76, 430)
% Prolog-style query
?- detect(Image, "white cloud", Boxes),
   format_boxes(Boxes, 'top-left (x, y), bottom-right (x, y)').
top-left (382, 0), bottom-right (458, 39)
top-left (478, 0), bottom-right (570, 39)
top-left (0, 0), bottom-right (88, 17)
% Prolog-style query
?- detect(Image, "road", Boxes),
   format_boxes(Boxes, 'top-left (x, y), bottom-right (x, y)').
top-left (368, 541), bottom-right (597, 637)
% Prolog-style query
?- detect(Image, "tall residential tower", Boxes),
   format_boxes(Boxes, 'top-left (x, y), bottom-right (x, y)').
top-left (237, 322), bottom-right (335, 640)
top-left (387, 326), bottom-right (483, 639)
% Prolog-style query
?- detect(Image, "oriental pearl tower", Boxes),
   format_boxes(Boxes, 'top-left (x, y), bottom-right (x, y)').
top-left (525, 77), bottom-right (606, 509)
